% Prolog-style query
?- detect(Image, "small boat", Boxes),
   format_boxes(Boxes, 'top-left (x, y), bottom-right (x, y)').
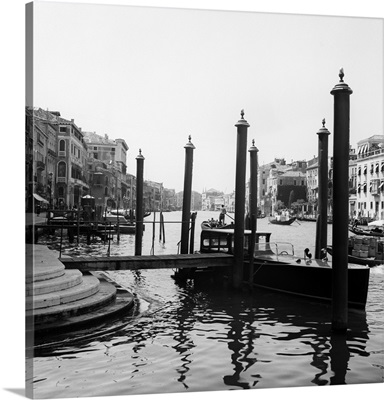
top-left (268, 216), bottom-right (296, 225)
top-left (348, 225), bottom-right (384, 237)
top-left (201, 220), bottom-right (235, 230)
top-left (326, 245), bottom-right (384, 267)
top-left (199, 228), bottom-right (369, 309)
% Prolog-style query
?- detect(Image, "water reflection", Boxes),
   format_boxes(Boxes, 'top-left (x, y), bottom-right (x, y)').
top-left (172, 281), bottom-right (370, 388)
top-left (33, 212), bottom-right (381, 395)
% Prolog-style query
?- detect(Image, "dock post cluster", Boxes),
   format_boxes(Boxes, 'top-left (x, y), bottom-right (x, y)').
top-left (330, 69), bottom-right (353, 332)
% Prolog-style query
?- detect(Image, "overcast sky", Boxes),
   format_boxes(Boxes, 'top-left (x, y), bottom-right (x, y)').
top-left (31, 1), bottom-right (383, 194)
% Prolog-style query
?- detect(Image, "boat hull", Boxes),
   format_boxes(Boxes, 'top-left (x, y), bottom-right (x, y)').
top-left (246, 260), bottom-right (370, 309)
top-left (268, 217), bottom-right (296, 225)
top-left (349, 226), bottom-right (384, 237)
top-left (245, 257), bottom-right (369, 309)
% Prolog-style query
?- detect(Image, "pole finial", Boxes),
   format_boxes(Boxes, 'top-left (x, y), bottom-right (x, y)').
top-left (139, 148), bottom-right (142, 155)
top-left (322, 118), bottom-right (326, 127)
top-left (252, 139), bottom-right (255, 146)
top-left (188, 135), bottom-right (191, 143)
top-left (339, 67), bottom-right (344, 82)
top-left (240, 109), bottom-right (244, 119)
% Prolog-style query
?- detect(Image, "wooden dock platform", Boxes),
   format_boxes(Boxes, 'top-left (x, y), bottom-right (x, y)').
top-left (61, 253), bottom-right (234, 272)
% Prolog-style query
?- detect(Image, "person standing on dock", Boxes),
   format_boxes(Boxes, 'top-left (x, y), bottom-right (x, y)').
top-left (219, 204), bottom-right (226, 225)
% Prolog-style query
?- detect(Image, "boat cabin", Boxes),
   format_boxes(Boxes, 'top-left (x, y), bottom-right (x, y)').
top-left (200, 228), bottom-right (271, 255)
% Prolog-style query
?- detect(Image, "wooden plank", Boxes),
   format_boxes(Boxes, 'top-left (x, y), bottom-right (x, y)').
top-left (61, 253), bottom-right (234, 272)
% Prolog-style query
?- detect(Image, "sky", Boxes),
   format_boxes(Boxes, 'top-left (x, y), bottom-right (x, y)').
top-left (31, 1), bottom-right (383, 194)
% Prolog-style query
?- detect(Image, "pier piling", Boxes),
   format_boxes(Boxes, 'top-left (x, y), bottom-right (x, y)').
top-left (249, 139), bottom-right (259, 233)
top-left (315, 119), bottom-right (331, 259)
top-left (180, 136), bottom-right (195, 254)
top-left (135, 149), bottom-right (145, 256)
top-left (233, 110), bottom-right (250, 289)
top-left (330, 68), bottom-right (353, 332)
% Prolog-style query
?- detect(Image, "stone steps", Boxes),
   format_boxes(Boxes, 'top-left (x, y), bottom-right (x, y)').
top-left (26, 244), bottom-right (135, 337)
top-left (28, 280), bottom-right (117, 324)
top-left (26, 274), bottom-right (101, 310)
top-left (26, 269), bottom-right (83, 296)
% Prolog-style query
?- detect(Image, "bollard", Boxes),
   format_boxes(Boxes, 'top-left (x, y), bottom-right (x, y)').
top-left (249, 139), bottom-right (259, 233)
top-left (233, 110), bottom-right (250, 289)
top-left (315, 119), bottom-right (331, 259)
top-left (180, 136), bottom-right (195, 254)
top-left (135, 149), bottom-right (145, 256)
top-left (330, 68), bottom-right (353, 332)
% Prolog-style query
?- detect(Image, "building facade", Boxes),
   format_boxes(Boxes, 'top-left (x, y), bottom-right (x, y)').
top-left (355, 135), bottom-right (384, 220)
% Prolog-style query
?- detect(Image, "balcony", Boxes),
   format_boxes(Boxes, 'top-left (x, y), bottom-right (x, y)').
top-left (357, 147), bottom-right (384, 160)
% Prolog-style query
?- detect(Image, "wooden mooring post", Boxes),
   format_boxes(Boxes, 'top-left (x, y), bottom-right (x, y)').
top-left (180, 135), bottom-right (195, 254)
top-left (135, 149), bottom-right (145, 256)
top-left (233, 110), bottom-right (250, 289)
top-left (315, 119), bottom-right (330, 259)
top-left (330, 68), bottom-right (353, 332)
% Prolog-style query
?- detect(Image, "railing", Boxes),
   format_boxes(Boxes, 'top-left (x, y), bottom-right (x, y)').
top-left (357, 147), bottom-right (384, 160)
top-left (254, 242), bottom-right (295, 257)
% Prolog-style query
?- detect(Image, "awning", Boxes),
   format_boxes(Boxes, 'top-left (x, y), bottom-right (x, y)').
top-left (33, 193), bottom-right (49, 203)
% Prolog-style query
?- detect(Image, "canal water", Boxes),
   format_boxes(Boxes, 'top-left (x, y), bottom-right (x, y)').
top-left (31, 211), bottom-right (384, 398)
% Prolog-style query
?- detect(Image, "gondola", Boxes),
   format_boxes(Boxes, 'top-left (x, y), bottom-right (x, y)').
top-left (268, 216), bottom-right (296, 225)
top-left (348, 225), bottom-right (384, 237)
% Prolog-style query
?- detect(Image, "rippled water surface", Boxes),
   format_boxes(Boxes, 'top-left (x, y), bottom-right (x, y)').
top-left (31, 212), bottom-right (384, 398)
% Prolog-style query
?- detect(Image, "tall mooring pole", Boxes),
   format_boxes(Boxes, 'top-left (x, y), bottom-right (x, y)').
top-left (233, 110), bottom-right (250, 289)
top-left (330, 68), bottom-right (353, 332)
top-left (249, 139), bottom-right (259, 233)
top-left (135, 149), bottom-right (145, 256)
top-left (315, 119), bottom-right (331, 259)
top-left (180, 135), bottom-right (195, 254)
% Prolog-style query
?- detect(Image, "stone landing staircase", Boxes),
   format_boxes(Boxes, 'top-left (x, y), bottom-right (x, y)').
top-left (26, 244), bottom-right (134, 337)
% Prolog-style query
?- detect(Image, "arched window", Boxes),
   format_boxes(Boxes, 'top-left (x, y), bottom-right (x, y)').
top-left (57, 161), bottom-right (66, 177)
top-left (58, 187), bottom-right (64, 197)
top-left (59, 140), bottom-right (66, 152)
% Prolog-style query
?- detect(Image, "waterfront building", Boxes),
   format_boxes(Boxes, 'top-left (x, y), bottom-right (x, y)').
top-left (56, 116), bottom-right (89, 208)
top-left (201, 188), bottom-right (225, 211)
top-left (83, 131), bottom-right (129, 209)
top-left (223, 192), bottom-right (235, 213)
top-left (270, 170), bottom-right (307, 212)
top-left (348, 148), bottom-right (358, 218)
top-left (25, 107), bottom-right (34, 211)
top-left (355, 135), bottom-right (384, 220)
top-left (175, 190), bottom-right (202, 211)
top-left (306, 156), bottom-right (318, 208)
top-left (122, 173), bottom-right (136, 212)
top-left (29, 108), bottom-right (59, 208)
top-left (144, 180), bottom-right (163, 211)
top-left (162, 188), bottom-right (177, 211)
top-left (258, 158), bottom-right (287, 215)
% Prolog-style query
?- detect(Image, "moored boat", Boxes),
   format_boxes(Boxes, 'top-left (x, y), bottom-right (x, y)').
top-left (199, 228), bottom-right (370, 309)
top-left (348, 225), bottom-right (384, 237)
top-left (201, 220), bottom-right (235, 230)
top-left (326, 245), bottom-right (384, 268)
